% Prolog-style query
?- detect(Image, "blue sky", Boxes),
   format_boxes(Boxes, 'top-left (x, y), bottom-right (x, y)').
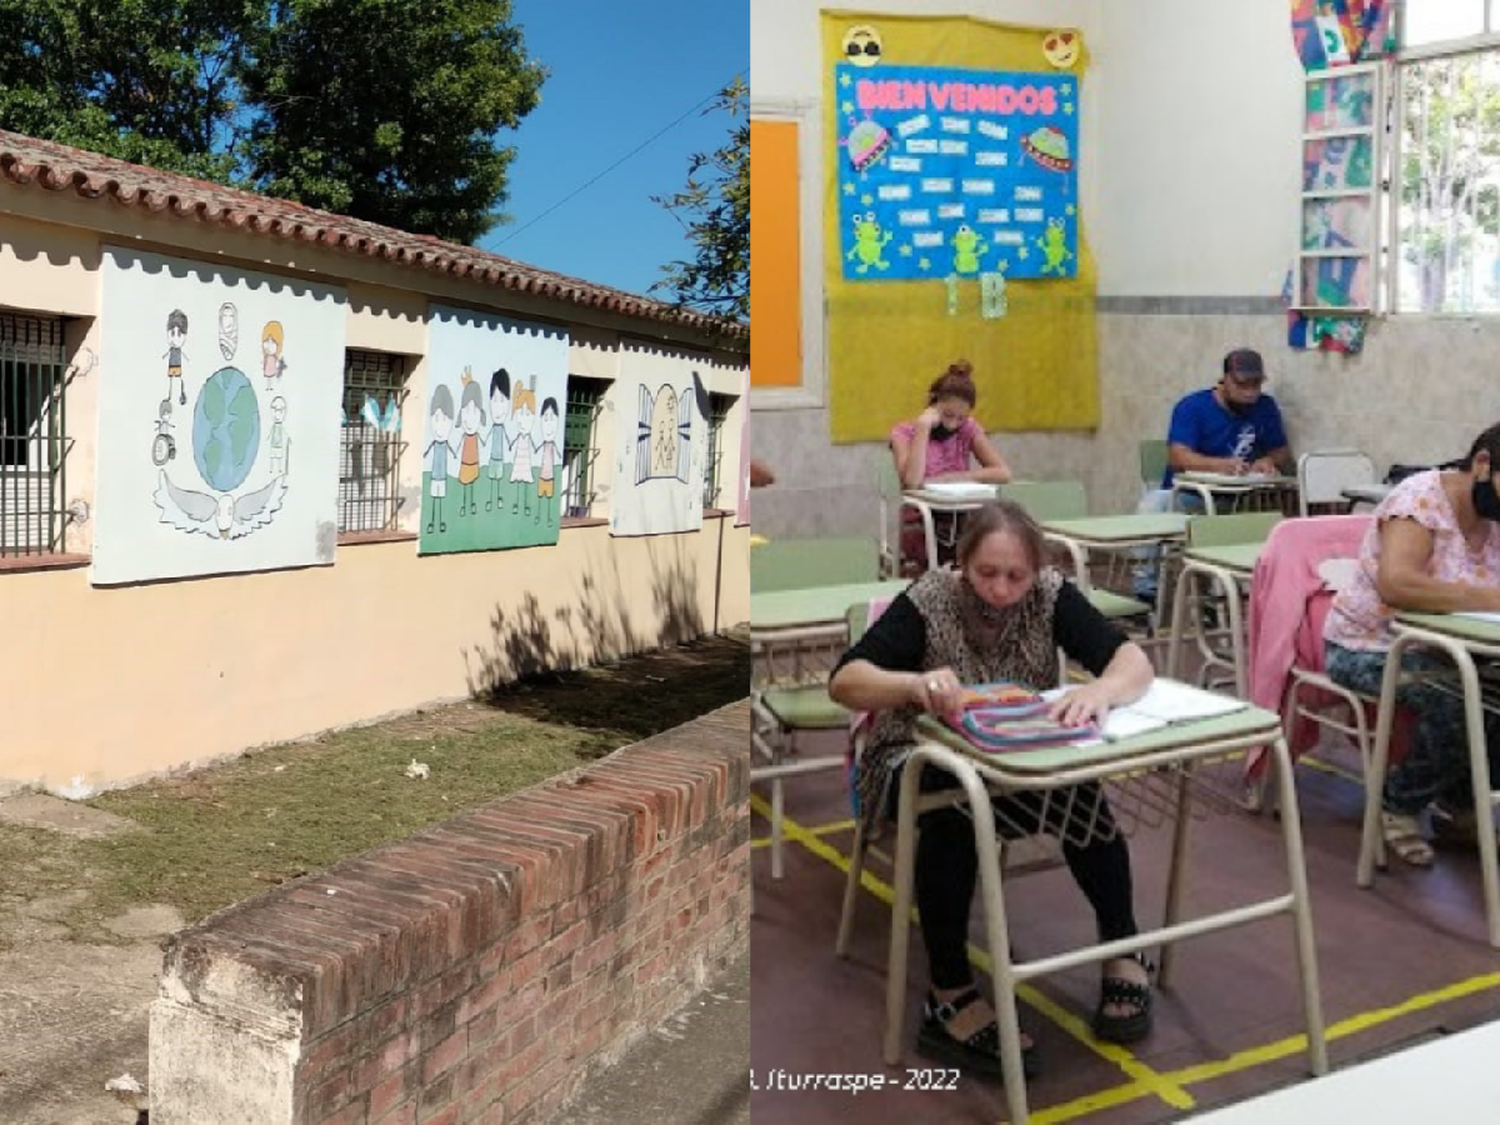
top-left (481, 1), bottom-right (747, 300)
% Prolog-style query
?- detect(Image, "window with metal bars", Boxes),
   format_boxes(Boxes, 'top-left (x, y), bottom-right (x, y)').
top-left (0, 314), bottom-right (71, 556)
top-left (562, 376), bottom-right (610, 519)
top-left (702, 392), bottom-right (737, 509)
top-left (339, 350), bottom-right (409, 532)
top-left (1389, 3), bottom-right (1500, 312)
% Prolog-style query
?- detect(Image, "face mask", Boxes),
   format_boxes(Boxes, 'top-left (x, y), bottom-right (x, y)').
top-left (928, 424), bottom-right (959, 442)
top-left (1474, 476), bottom-right (1500, 521)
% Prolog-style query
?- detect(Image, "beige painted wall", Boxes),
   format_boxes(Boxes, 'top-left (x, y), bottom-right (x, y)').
top-left (0, 195), bottom-right (748, 792)
top-left (0, 519), bottom-right (748, 792)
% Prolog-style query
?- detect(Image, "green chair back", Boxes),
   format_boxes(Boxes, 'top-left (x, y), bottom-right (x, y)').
top-left (1139, 439), bottom-right (1170, 490)
top-left (1186, 510), bottom-right (1282, 549)
top-left (1000, 479), bottom-right (1088, 521)
top-left (751, 536), bottom-right (880, 594)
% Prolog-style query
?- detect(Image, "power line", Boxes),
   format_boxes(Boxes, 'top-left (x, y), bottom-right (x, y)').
top-left (488, 78), bottom-right (735, 249)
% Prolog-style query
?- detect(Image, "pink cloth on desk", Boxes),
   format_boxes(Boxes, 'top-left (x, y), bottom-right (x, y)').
top-left (1245, 514), bottom-right (1410, 778)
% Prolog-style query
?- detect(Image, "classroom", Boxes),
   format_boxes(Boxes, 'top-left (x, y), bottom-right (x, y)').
top-left (749, 2), bottom-right (1500, 1122)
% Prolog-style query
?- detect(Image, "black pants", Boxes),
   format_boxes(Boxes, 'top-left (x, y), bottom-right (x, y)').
top-left (903, 764), bottom-right (1139, 990)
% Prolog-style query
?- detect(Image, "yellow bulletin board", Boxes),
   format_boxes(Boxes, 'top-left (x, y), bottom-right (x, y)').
top-left (750, 118), bottom-right (803, 389)
top-left (821, 12), bottom-right (1098, 442)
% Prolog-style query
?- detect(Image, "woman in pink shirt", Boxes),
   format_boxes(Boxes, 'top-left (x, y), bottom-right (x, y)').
top-left (1324, 422), bottom-right (1500, 866)
top-left (889, 360), bottom-right (1012, 574)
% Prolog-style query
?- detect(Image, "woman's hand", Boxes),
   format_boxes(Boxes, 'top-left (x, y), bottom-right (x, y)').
top-left (916, 406), bottom-right (942, 432)
top-left (909, 667), bottom-right (963, 717)
top-left (1048, 682), bottom-right (1113, 728)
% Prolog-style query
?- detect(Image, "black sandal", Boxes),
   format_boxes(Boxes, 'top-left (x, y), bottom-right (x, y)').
top-left (916, 988), bottom-right (1040, 1081)
top-left (1093, 954), bottom-right (1154, 1044)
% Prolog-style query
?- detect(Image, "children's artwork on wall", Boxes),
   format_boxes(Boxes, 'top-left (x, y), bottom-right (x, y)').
top-left (609, 345), bottom-right (709, 537)
top-left (821, 12), bottom-right (1099, 442)
top-left (835, 61), bottom-right (1079, 284)
top-left (420, 306), bottom-right (569, 554)
top-left (92, 248), bottom-right (346, 586)
top-left (1290, 1), bottom-right (1394, 71)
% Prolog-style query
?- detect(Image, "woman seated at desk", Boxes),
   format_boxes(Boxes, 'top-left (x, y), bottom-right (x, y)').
top-left (1324, 421), bottom-right (1500, 867)
top-left (829, 501), bottom-right (1156, 1078)
top-left (889, 359), bottom-right (1012, 575)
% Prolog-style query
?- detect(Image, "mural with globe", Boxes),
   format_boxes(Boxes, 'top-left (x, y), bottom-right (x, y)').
top-left (92, 246), bottom-right (348, 586)
top-left (193, 367), bottom-right (261, 491)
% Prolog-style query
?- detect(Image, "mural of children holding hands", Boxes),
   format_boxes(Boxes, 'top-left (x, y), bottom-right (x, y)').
top-left (163, 308), bottom-right (189, 408)
top-left (509, 378), bottom-right (539, 517)
top-left (424, 385), bottom-right (456, 533)
top-left (456, 369), bottom-right (486, 517)
top-left (537, 397), bottom-right (561, 524)
top-left (485, 368), bottom-right (512, 513)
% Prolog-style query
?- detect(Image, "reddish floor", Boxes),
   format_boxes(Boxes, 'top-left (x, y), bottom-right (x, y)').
top-left (751, 731), bottom-right (1500, 1123)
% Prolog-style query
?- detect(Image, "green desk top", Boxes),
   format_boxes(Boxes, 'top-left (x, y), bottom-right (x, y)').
top-left (1042, 513), bottom-right (1189, 543)
top-left (751, 579), bottom-right (911, 631)
top-left (1184, 543), bottom-right (1263, 573)
top-left (1395, 611), bottom-right (1500, 646)
top-left (915, 694), bottom-right (1281, 776)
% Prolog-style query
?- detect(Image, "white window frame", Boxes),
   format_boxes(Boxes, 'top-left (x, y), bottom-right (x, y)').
top-left (1295, 61), bottom-right (1384, 314)
top-left (1386, 3), bottom-right (1500, 315)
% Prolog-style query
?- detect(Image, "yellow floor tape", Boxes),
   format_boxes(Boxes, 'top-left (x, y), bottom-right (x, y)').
top-left (750, 793), bottom-right (1500, 1122)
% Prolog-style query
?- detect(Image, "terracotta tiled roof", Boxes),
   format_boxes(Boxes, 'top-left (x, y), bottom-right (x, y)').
top-left (0, 129), bottom-right (746, 341)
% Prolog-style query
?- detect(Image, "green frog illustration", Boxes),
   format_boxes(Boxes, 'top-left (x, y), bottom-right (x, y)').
top-left (950, 224), bottom-right (987, 275)
top-left (846, 213), bottom-right (893, 274)
top-left (1036, 218), bottom-right (1074, 275)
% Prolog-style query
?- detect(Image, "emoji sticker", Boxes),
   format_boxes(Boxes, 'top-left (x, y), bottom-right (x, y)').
top-left (1042, 29), bottom-right (1081, 69)
top-left (841, 24), bottom-right (882, 68)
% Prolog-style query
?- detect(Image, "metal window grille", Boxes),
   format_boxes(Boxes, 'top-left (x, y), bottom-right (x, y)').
top-left (702, 393), bottom-right (736, 509)
top-left (339, 350), bottom-right (409, 532)
top-left (562, 377), bottom-right (609, 518)
top-left (0, 314), bottom-right (70, 556)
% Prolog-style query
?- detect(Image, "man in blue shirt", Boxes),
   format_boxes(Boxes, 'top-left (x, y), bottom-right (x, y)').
top-left (1132, 348), bottom-right (1294, 601)
top-left (1163, 348), bottom-right (1292, 486)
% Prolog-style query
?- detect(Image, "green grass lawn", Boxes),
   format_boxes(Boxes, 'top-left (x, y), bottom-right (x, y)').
top-left (0, 633), bottom-right (749, 944)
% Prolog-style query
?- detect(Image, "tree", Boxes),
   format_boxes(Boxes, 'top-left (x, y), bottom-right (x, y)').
top-left (243, 0), bottom-right (544, 244)
top-left (651, 76), bottom-right (748, 320)
top-left (1399, 54), bottom-right (1500, 311)
top-left (0, 0), bottom-right (544, 244)
top-left (0, 0), bottom-right (260, 183)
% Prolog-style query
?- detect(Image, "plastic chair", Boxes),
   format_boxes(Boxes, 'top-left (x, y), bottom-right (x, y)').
top-left (1000, 479), bottom-right (1088, 522)
top-left (750, 536), bottom-right (880, 594)
top-left (1297, 449), bottom-right (1379, 517)
top-left (1139, 438), bottom-right (1170, 492)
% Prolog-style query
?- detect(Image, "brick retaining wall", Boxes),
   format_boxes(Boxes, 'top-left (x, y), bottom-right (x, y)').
top-left (149, 700), bottom-right (750, 1124)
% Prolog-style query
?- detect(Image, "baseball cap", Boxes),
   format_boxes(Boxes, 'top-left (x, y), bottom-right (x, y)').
top-left (1222, 348), bottom-right (1266, 381)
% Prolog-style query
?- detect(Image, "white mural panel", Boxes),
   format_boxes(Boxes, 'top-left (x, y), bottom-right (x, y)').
top-left (93, 248), bottom-right (347, 585)
top-left (419, 306), bottom-right (569, 554)
top-left (609, 345), bottom-right (709, 537)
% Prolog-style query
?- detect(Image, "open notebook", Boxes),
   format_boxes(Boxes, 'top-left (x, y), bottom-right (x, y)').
top-left (1043, 679), bottom-right (1247, 741)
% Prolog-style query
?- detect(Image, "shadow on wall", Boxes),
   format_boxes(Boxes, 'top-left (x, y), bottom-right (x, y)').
top-left (463, 538), bottom-right (706, 696)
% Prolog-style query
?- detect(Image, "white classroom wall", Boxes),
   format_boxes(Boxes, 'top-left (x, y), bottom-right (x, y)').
top-left (752, 1), bottom-right (1500, 537)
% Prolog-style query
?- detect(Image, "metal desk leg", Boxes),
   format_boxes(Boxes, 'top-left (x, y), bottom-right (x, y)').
top-left (1356, 633), bottom-right (1406, 885)
top-left (1270, 732), bottom-right (1329, 1074)
top-left (885, 754), bottom-right (923, 1065)
top-left (1158, 762), bottom-right (1195, 988)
